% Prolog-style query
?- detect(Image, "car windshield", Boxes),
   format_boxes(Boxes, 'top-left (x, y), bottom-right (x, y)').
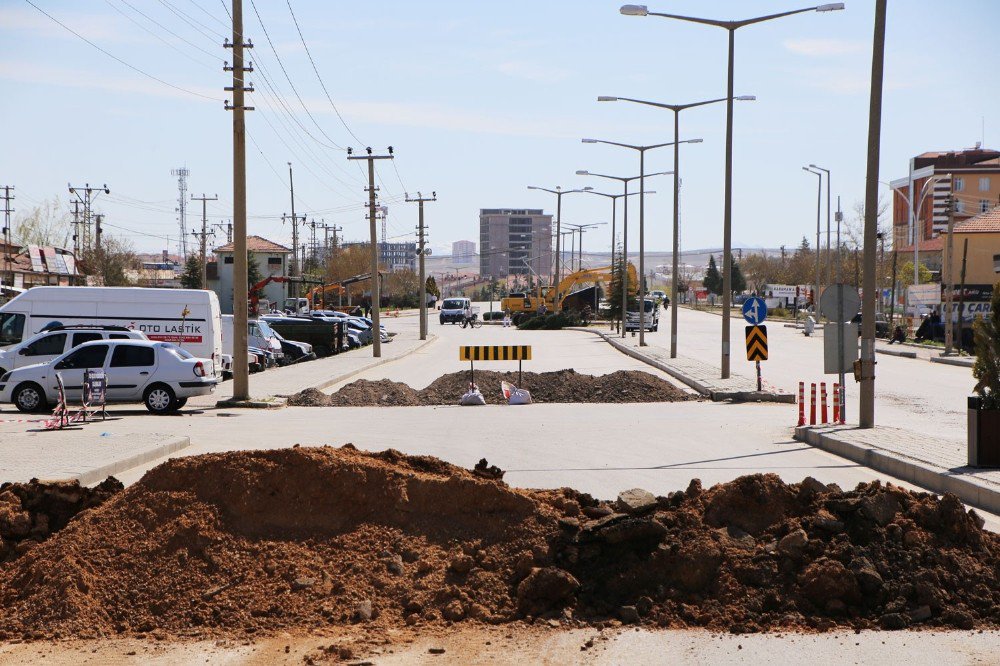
top-left (158, 342), bottom-right (193, 360)
top-left (443, 299), bottom-right (466, 310)
top-left (0, 312), bottom-right (26, 346)
top-left (256, 320), bottom-right (276, 337)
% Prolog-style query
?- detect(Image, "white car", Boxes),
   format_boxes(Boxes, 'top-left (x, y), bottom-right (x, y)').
top-left (0, 339), bottom-right (218, 415)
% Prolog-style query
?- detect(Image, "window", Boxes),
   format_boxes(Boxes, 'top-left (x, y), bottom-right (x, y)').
top-left (955, 200), bottom-right (966, 214)
top-left (71, 332), bottom-right (103, 348)
top-left (224, 256), bottom-right (234, 264)
top-left (110, 345), bottom-right (155, 367)
top-left (979, 177), bottom-right (991, 192)
top-left (954, 177), bottom-right (965, 192)
top-left (267, 257), bottom-right (282, 266)
top-left (55, 344), bottom-right (108, 370)
top-left (159, 343), bottom-right (193, 360)
top-left (982, 200), bottom-right (992, 214)
top-left (0, 313), bottom-right (25, 346)
top-left (23, 333), bottom-right (66, 356)
top-left (109, 333), bottom-right (131, 340)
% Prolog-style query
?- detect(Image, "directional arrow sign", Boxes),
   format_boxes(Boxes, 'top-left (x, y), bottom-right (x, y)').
top-left (745, 325), bottom-right (768, 361)
top-left (741, 296), bottom-right (767, 325)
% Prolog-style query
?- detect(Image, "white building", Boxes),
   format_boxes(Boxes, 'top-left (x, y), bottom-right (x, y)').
top-left (210, 235), bottom-right (292, 314)
top-left (452, 240), bottom-right (476, 265)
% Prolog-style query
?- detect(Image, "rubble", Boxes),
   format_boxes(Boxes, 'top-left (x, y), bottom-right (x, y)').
top-left (0, 447), bottom-right (997, 642)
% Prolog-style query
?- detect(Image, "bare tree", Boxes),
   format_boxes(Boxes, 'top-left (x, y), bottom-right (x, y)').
top-left (13, 197), bottom-right (71, 248)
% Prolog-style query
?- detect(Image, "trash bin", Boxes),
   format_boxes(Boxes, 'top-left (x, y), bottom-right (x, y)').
top-left (968, 396), bottom-right (1000, 467)
top-left (804, 316), bottom-right (816, 337)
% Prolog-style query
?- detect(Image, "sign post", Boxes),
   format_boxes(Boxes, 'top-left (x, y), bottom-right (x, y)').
top-left (820, 284), bottom-right (861, 423)
top-left (742, 297), bottom-right (768, 391)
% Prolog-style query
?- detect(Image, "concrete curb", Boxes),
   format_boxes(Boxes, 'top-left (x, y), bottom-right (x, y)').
top-left (37, 435), bottom-right (192, 486)
top-left (795, 426), bottom-right (1000, 515)
top-left (930, 355), bottom-right (975, 368)
top-left (569, 327), bottom-right (794, 403)
top-left (308, 334), bottom-right (439, 393)
top-left (877, 347), bottom-right (917, 359)
top-left (216, 398), bottom-right (287, 409)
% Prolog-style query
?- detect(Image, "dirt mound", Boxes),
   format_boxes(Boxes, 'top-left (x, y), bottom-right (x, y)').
top-left (0, 455), bottom-right (997, 641)
top-left (289, 370), bottom-right (693, 407)
top-left (0, 477), bottom-right (122, 564)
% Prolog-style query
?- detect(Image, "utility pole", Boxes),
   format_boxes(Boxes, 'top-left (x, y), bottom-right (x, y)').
top-left (287, 162), bottom-right (301, 282)
top-left (957, 237), bottom-right (969, 354)
top-left (70, 200), bottom-right (81, 257)
top-left (224, 0), bottom-right (254, 401)
top-left (348, 146), bottom-right (394, 358)
top-left (407, 191), bottom-right (437, 341)
top-left (214, 220), bottom-right (233, 244)
top-left (68, 183), bottom-right (110, 255)
top-left (192, 193), bottom-right (218, 288)
top-left (943, 194), bottom-right (957, 355)
top-left (1, 186), bottom-right (13, 288)
top-left (859, 0), bottom-right (887, 429)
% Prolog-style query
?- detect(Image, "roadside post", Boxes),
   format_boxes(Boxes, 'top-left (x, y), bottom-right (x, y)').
top-left (742, 297), bottom-right (768, 391)
top-left (820, 284), bottom-right (860, 423)
top-left (84, 368), bottom-right (107, 421)
top-left (459, 345), bottom-right (532, 387)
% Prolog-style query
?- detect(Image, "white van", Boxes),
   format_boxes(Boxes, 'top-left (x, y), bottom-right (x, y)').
top-left (0, 287), bottom-right (222, 378)
top-left (221, 315), bottom-right (283, 365)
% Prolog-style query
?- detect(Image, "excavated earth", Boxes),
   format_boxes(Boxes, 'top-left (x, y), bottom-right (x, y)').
top-left (0, 445), bottom-right (997, 646)
top-left (287, 369), bottom-right (692, 406)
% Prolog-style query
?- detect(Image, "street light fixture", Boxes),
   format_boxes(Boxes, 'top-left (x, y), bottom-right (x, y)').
top-left (576, 170), bottom-right (673, 338)
top-left (620, 1), bottom-right (845, 377)
top-left (598, 94), bottom-right (750, 358)
top-left (526, 185), bottom-right (593, 297)
top-left (582, 137), bottom-right (698, 346)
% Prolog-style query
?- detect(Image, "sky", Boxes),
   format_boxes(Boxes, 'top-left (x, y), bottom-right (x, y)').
top-left (2, 0), bottom-right (999, 260)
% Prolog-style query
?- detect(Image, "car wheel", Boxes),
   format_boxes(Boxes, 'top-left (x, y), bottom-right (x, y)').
top-left (174, 397), bottom-right (188, 409)
top-left (144, 384), bottom-right (177, 414)
top-left (13, 382), bottom-right (47, 413)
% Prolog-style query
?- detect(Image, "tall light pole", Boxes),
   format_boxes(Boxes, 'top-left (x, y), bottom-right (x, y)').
top-left (804, 167), bottom-right (823, 315)
top-left (577, 171), bottom-right (671, 337)
top-left (526, 186), bottom-right (592, 301)
top-left (598, 95), bottom-right (752, 357)
top-left (621, 2), bottom-right (845, 376)
top-left (565, 222), bottom-right (607, 272)
top-left (809, 164), bottom-right (832, 286)
top-left (583, 137), bottom-right (696, 346)
top-left (406, 191), bottom-right (436, 341)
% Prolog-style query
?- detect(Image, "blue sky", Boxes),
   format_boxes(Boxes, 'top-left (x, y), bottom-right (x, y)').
top-left (2, 0), bottom-right (998, 257)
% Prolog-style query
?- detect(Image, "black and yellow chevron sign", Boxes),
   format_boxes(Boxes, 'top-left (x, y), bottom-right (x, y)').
top-left (460, 345), bottom-right (532, 361)
top-left (745, 325), bottom-right (768, 361)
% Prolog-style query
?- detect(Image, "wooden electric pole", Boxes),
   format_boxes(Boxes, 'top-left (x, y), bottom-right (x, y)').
top-left (406, 191), bottom-right (437, 341)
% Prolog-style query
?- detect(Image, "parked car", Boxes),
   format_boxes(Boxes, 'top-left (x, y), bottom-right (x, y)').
top-left (440, 298), bottom-right (472, 325)
top-left (220, 349), bottom-right (261, 381)
top-left (0, 325), bottom-right (146, 376)
top-left (851, 312), bottom-right (890, 338)
top-left (222, 315), bottom-right (283, 367)
top-left (0, 286), bottom-right (222, 377)
top-left (0, 340), bottom-right (218, 414)
top-left (271, 329), bottom-right (315, 363)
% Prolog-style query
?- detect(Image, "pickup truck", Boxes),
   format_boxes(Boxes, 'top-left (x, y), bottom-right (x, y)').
top-left (625, 299), bottom-right (660, 332)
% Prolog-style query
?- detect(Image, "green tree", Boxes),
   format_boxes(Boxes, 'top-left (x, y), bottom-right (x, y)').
top-left (730, 254), bottom-right (747, 294)
top-left (246, 250), bottom-right (263, 289)
top-left (425, 275), bottom-right (440, 298)
top-left (606, 246), bottom-right (637, 321)
top-left (180, 254), bottom-right (203, 289)
top-left (703, 255), bottom-right (722, 295)
top-left (79, 235), bottom-right (138, 287)
top-left (896, 260), bottom-right (933, 291)
top-left (973, 282), bottom-right (1000, 408)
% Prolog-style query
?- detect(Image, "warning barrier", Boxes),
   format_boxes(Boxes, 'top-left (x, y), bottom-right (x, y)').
top-left (797, 382), bottom-right (805, 427)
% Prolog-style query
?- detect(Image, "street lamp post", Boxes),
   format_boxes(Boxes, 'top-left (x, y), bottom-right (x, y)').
top-left (804, 167), bottom-right (823, 316)
top-left (599, 95), bottom-right (752, 358)
top-left (577, 172), bottom-right (671, 337)
top-left (583, 137), bottom-right (697, 346)
top-left (565, 222), bottom-right (607, 272)
top-left (621, 1), bottom-right (845, 376)
top-left (809, 164), bottom-right (832, 286)
top-left (526, 186), bottom-right (593, 301)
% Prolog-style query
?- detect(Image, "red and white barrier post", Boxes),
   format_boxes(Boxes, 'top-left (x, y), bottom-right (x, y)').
top-left (797, 381), bottom-right (806, 427)
top-left (810, 383), bottom-right (817, 426)
top-left (833, 383), bottom-right (840, 423)
top-left (820, 382), bottom-right (828, 424)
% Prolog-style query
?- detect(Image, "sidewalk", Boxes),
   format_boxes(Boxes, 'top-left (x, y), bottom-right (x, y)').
top-left (796, 424), bottom-right (1000, 514)
top-left (198, 333), bottom-right (437, 405)
top-left (572, 328), bottom-right (794, 403)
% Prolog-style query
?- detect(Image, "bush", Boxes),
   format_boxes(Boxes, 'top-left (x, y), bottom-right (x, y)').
top-left (517, 311), bottom-right (582, 330)
top-left (770, 307), bottom-right (789, 318)
top-left (482, 311), bottom-right (505, 321)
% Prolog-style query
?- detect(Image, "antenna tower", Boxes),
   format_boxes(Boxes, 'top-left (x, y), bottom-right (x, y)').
top-left (171, 167), bottom-right (190, 260)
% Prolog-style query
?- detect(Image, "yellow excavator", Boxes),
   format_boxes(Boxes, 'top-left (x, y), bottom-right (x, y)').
top-left (500, 263), bottom-right (637, 316)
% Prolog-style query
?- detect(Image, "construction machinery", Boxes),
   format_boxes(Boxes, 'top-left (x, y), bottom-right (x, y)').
top-left (306, 272), bottom-right (384, 311)
top-left (248, 275), bottom-right (321, 316)
top-left (500, 264), bottom-right (636, 317)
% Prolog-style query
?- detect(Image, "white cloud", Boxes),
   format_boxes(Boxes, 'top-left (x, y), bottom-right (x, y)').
top-left (783, 38), bottom-right (866, 57)
top-left (0, 60), bottom-right (219, 102)
top-left (495, 60), bottom-right (571, 83)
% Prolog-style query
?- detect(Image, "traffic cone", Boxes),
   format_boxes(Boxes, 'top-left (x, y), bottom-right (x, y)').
top-left (820, 383), bottom-right (828, 424)
top-left (833, 383), bottom-right (840, 423)
top-left (797, 382), bottom-right (806, 427)
top-left (810, 383), bottom-right (817, 426)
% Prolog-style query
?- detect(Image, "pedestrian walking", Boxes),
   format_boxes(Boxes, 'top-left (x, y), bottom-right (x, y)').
top-left (503, 308), bottom-right (512, 328)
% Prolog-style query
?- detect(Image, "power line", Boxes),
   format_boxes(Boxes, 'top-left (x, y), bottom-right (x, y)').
top-left (156, 0), bottom-right (226, 41)
top-left (104, 0), bottom-right (217, 71)
top-left (23, 0), bottom-right (221, 101)
top-left (284, 0), bottom-right (363, 145)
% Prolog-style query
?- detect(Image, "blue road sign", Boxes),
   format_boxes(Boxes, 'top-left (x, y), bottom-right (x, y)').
top-left (742, 296), bottom-right (768, 325)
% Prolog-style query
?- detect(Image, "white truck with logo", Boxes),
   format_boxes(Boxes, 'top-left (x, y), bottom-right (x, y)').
top-left (0, 286), bottom-right (222, 378)
top-left (625, 298), bottom-right (659, 332)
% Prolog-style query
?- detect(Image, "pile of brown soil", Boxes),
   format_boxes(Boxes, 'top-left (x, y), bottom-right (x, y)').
top-left (0, 477), bottom-right (122, 564)
top-left (290, 370), bottom-right (692, 406)
top-left (0, 448), bottom-right (997, 642)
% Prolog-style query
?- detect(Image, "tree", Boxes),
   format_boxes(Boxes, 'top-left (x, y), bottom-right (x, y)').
top-left (13, 197), bottom-right (71, 248)
top-left (973, 282), bottom-right (1000, 408)
top-left (730, 254), bottom-right (747, 294)
top-left (79, 235), bottom-right (138, 287)
top-left (703, 255), bottom-right (722, 295)
top-left (246, 250), bottom-right (263, 289)
top-left (606, 246), bottom-right (637, 321)
top-left (325, 245), bottom-right (377, 303)
top-left (180, 255), bottom-right (203, 289)
top-left (896, 260), bottom-right (933, 291)
top-left (425, 275), bottom-right (440, 298)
